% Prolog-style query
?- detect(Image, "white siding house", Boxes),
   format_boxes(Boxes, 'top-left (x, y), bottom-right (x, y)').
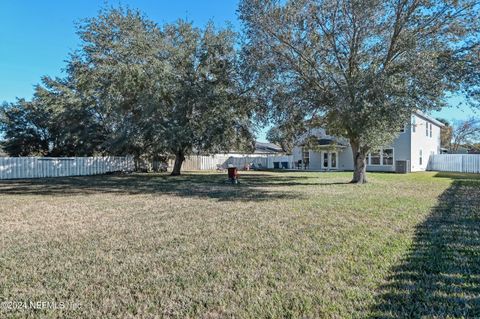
top-left (291, 111), bottom-right (444, 172)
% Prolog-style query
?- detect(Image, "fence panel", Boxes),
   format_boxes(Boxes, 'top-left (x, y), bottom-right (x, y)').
top-left (0, 156), bottom-right (134, 180)
top-left (172, 155), bottom-right (230, 171)
top-left (428, 154), bottom-right (480, 173)
top-left (165, 155), bottom-right (270, 171)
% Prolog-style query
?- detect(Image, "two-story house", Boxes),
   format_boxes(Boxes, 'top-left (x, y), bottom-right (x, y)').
top-left (291, 111), bottom-right (444, 172)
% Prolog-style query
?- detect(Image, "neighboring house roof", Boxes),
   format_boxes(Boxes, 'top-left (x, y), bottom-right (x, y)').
top-left (254, 142), bottom-right (284, 154)
top-left (414, 110), bottom-right (445, 127)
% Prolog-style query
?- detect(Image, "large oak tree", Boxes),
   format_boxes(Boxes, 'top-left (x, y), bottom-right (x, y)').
top-left (239, 0), bottom-right (480, 183)
top-left (2, 8), bottom-right (255, 175)
top-left (72, 8), bottom-right (255, 175)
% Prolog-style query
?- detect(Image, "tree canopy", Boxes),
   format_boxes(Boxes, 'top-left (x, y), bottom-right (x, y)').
top-left (1, 8), bottom-right (255, 175)
top-left (0, 76), bottom-right (106, 157)
top-left (451, 117), bottom-right (480, 152)
top-left (239, 0), bottom-right (480, 183)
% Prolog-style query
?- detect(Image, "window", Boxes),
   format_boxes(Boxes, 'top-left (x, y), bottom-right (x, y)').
top-left (426, 121), bottom-right (429, 136)
top-left (368, 148), bottom-right (394, 166)
top-left (331, 152), bottom-right (337, 168)
top-left (382, 149), bottom-right (394, 165)
top-left (302, 148), bottom-right (310, 167)
top-left (412, 116), bottom-right (416, 133)
top-left (399, 125), bottom-right (405, 133)
top-left (419, 149), bottom-right (423, 165)
top-left (429, 123), bottom-right (432, 137)
top-left (370, 150), bottom-right (381, 165)
top-left (323, 152), bottom-right (329, 168)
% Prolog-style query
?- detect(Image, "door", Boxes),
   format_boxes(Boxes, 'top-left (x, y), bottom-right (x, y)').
top-left (322, 152), bottom-right (329, 169)
top-left (322, 152), bottom-right (338, 170)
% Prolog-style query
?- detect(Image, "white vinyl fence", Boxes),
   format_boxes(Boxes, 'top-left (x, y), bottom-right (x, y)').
top-left (165, 155), bottom-right (297, 171)
top-left (167, 155), bottom-right (269, 171)
top-left (179, 155), bottom-right (231, 171)
top-left (428, 154), bottom-right (480, 173)
top-left (0, 156), bottom-right (134, 180)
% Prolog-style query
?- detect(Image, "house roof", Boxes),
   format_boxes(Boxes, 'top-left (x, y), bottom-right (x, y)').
top-left (295, 128), bottom-right (350, 149)
top-left (300, 137), bottom-right (348, 149)
top-left (254, 142), bottom-right (283, 154)
top-left (317, 138), bottom-right (348, 147)
top-left (414, 110), bottom-right (445, 127)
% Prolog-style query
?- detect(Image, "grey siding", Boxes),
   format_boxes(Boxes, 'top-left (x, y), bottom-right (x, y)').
top-left (338, 147), bottom-right (354, 170)
top-left (290, 113), bottom-right (441, 172)
top-left (365, 127), bottom-right (411, 172)
top-left (309, 151), bottom-right (323, 170)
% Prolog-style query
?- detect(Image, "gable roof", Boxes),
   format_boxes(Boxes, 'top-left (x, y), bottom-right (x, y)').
top-left (415, 110), bottom-right (445, 127)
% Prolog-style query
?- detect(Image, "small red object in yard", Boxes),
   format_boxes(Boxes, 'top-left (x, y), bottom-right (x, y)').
top-left (227, 167), bottom-right (239, 183)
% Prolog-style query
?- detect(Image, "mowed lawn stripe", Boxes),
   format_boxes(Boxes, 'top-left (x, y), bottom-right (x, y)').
top-left (0, 171), bottom-right (478, 318)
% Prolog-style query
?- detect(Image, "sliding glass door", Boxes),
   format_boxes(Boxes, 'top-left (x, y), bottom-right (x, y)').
top-left (321, 152), bottom-right (338, 170)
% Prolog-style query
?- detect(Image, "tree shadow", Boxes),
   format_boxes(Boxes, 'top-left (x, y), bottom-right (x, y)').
top-left (229, 173), bottom-right (351, 187)
top-left (0, 172), bottom-right (347, 202)
top-left (433, 171), bottom-right (480, 180)
top-left (371, 175), bottom-right (480, 318)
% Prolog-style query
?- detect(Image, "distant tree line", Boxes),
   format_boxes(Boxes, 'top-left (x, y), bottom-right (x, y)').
top-left (437, 117), bottom-right (480, 153)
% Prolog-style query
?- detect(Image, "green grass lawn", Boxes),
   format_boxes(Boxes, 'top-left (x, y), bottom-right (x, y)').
top-left (0, 171), bottom-right (479, 318)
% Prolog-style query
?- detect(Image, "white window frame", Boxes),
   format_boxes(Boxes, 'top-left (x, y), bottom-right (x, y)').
top-left (412, 116), bottom-right (416, 133)
top-left (419, 149), bottom-right (423, 166)
top-left (302, 147), bottom-right (310, 162)
top-left (330, 152), bottom-right (338, 169)
top-left (368, 149), bottom-right (382, 166)
top-left (321, 151), bottom-right (338, 169)
top-left (382, 148), bottom-right (394, 166)
top-left (322, 152), bottom-right (329, 168)
top-left (368, 148), bottom-right (395, 166)
top-left (429, 123), bottom-right (433, 137)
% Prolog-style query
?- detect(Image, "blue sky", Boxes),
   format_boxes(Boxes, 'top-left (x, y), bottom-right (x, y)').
top-left (0, 0), bottom-right (477, 141)
top-left (0, 0), bottom-right (239, 101)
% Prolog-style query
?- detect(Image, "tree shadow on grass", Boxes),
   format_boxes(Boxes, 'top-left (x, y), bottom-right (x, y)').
top-left (0, 172), bottom-right (348, 202)
top-left (371, 174), bottom-right (480, 318)
top-left (433, 171), bottom-right (480, 181)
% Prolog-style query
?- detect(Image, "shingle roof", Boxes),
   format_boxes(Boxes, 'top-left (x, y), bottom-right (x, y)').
top-left (316, 138), bottom-right (348, 147)
top-left (254, 142), bottom-right (283, 154)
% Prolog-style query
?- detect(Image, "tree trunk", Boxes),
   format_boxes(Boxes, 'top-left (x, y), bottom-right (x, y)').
top-left (350, 140), bottom-right (368, 184)
top-left (171, 150), bottom-right (185, 176)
